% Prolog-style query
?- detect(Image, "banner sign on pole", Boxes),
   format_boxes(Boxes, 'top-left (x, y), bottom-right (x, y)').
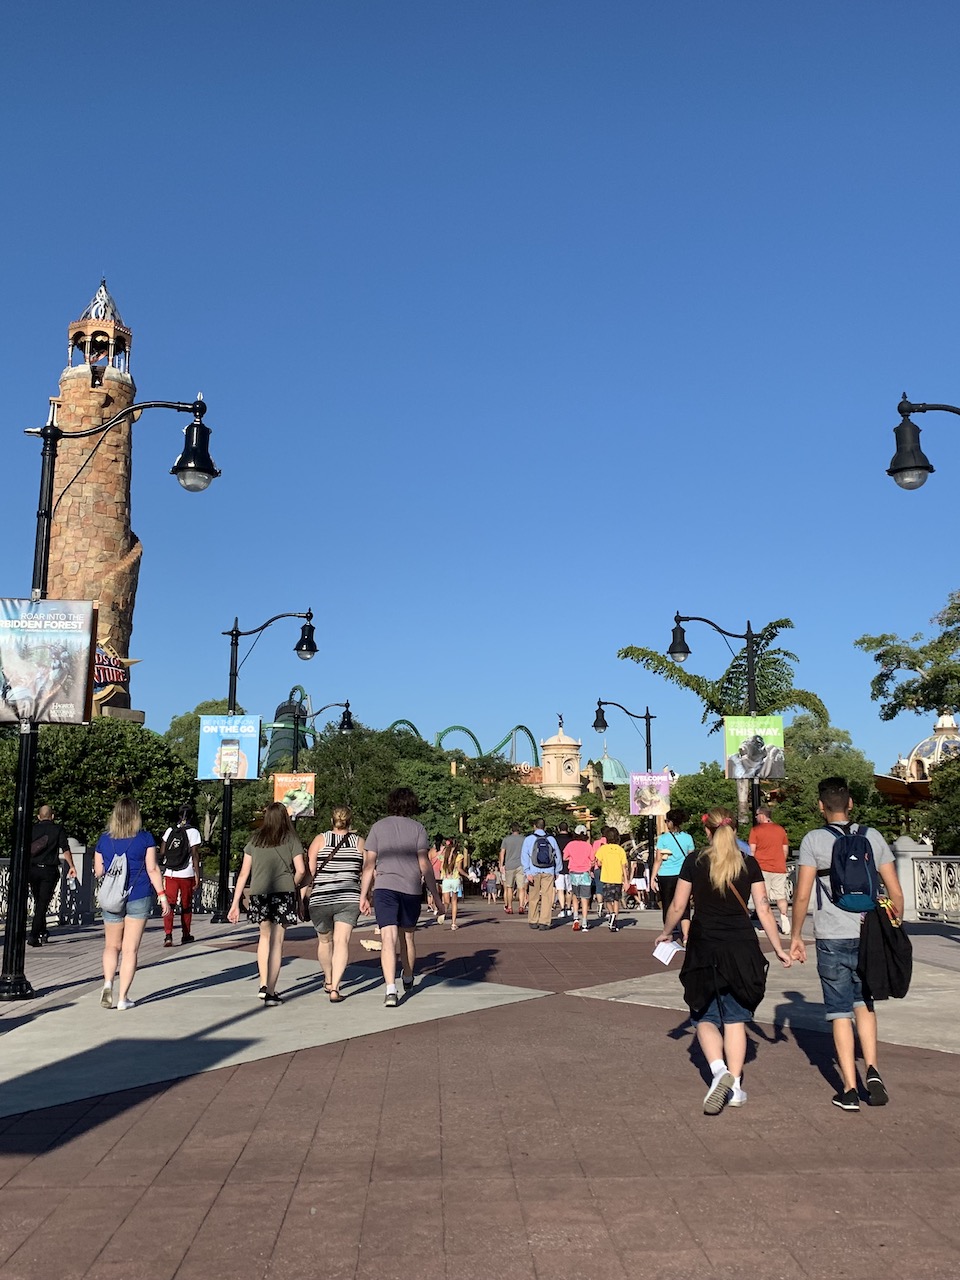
top-left (630, 770), bottom-right (672, 817)
top-left (0, 599), bottom-right (96, 724)
top-left (274, 773), bottom-right (316, 818)
top-left (723, 715), bottom-right (786, 780)
top-left (197, 715), bottom-right (261, 779)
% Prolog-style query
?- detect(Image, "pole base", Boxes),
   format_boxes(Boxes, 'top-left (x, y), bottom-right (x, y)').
top-left (0, 973), bottom-right (36, 1001)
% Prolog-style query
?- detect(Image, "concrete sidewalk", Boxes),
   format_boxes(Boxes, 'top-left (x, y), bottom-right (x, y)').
top-left (0, 905), bottom-right (958, 1280)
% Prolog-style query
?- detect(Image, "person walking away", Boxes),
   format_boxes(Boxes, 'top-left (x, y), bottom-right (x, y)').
top-left (159, 805), bottom-right (202, 947)
top-left (553, 821), bottom-right (575, 918)
top-left (305, 805), bottom-right (364, 1003)
top-left (520, 821), bottom-right (561, 931)
top-left (361, 788), bottom-right (443, 1006)
top-left (227, 802), bottom-right (307, 1006)
top-left (564, 827), bottom-right (597, 932)
top-left (439, 837), bottom-right (468, 929)
top-left (499, 823), bottom-right (526, 914)
top-left (655, 807), bottom-right (791, 1114)
top-left (28, 804), bottom-right (76, 947)
top-left (594, 827), bottom-right (630, 932)
top-left (482, 865), bottom-right (497, 903)
top-left (94, 798), bottom-right (165, 1010)
top-left (651, 809), bottom-right (694, 946)
top-left (749, 806), bottom-right (791, 935)
top-left (790, 777), bottom-right (903, 1111)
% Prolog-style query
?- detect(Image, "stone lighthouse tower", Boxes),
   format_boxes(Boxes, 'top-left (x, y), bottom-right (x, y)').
top-left (45, 281), bottom-right (140, 713)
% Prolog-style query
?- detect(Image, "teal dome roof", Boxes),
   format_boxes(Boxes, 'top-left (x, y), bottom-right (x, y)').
top-left (599, 744), bottom-right (630, 786)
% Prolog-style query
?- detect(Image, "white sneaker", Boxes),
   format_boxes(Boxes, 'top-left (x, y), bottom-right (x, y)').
top-left (100, 984), bottom-right (113, 1009)
top-left (703, 1070), bottom-right (734, 1115)
top-left (116, 998), bottom-right (136, 1011)
top-left (779, 916), bottom-right (790, 936)
top-left (729, 1086), bottom-right (748, 1107)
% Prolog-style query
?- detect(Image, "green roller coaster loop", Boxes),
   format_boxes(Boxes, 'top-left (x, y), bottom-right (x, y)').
top-left (386, 720), bottom-right (540, 766)
top-left (487, 725), bottom-right (539, 766)
top-left (387, 719), bottom-right (423, 737)
top-left (435, 725), bottom-right (484, 755)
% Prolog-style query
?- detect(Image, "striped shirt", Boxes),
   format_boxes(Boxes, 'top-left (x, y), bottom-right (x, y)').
top-left (309, 831), bottom-right (362, 910)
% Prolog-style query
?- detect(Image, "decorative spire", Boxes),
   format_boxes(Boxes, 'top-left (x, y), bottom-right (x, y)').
top-left (79, 278), bottom-right (124, 326)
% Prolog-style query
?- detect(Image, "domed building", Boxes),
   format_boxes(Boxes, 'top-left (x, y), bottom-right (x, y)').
top-left (876, 712), bottom-right (960, 820)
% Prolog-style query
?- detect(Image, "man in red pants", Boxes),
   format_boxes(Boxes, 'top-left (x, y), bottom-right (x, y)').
top-left (160, 806), bottom-right (202, 946)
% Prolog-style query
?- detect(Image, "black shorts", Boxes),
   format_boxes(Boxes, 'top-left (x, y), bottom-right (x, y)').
top-left (658, 875), bottom-right (690, 922)
top-left (373, 888), bottom-right (421, 930)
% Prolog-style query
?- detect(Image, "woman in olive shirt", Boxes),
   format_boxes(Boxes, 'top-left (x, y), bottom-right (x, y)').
top-left (227, 802), bottom-right (306, 1006)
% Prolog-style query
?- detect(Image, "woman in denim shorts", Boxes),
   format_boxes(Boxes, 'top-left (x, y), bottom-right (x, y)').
top-left (95, 798), bottom-right (166, 1011)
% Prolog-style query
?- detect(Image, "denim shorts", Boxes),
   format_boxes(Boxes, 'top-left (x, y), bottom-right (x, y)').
top-left (102, 894), bottom-right (155, 925)
top-left (692, 990), bottom-right (754, 1028)
top-left (816, 937), bottom-right (873, 1021)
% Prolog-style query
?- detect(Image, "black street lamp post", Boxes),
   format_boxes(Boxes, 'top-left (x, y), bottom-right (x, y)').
top-left (210, 612), bottom-right (317, 923)
top-left (0, 398), bottom-right (220, 1002)
top-left (290, 701), bottom-right (353, 771)
top-left (593, 700), bottom-right (657, 870)
top-left (886, 393), bottom-right (958, 490)
top-left (667, 612), bottom-right (760, 822)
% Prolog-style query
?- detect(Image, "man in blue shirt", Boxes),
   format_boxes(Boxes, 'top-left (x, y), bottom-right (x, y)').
top-left (521, 822), bottom-right (561, 931)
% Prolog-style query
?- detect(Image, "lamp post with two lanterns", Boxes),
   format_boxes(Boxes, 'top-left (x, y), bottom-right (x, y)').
top-left (0, 397), bottom-right (220, 1001)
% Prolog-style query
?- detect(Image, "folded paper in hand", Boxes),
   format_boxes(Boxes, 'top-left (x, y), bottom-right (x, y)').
top-left (653, 940), bottom-right (683, 966)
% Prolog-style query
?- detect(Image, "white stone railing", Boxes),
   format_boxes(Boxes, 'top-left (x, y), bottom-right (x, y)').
top-left (914, 857), bottom-right (960, 923)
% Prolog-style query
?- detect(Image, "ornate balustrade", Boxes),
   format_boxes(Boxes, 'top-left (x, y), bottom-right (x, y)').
top-left (914, 857), bottom-right (960, 923)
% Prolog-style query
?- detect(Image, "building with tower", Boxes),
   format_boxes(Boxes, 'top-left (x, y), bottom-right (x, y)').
top-left (45, 281), bottom-right (139, 715)
top-left (539, 719), bottom-right (584, 801)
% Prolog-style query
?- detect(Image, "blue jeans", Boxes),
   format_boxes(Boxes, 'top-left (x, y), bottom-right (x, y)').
top-left (816, 937), bottom-right (873, 1021)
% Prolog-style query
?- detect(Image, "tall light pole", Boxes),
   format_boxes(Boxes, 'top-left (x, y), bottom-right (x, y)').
top-left (210, 612), bottom-right (317, 923)
top-left (266, 695), bottom-right (353, 771)
top-left (886, 393), bottom-right (954, 490)
top-left (667, 612), bottom-right (760, 822)
top-left (0, 398), bottom-right (220, 1001)
top-left (593, 700), bottom-right (657, 871)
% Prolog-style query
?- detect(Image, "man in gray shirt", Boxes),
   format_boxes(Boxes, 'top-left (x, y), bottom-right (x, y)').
top-left (790, 777), bottom-right (903, 1112)
top-left (499, 823), bottom-right (526, 915)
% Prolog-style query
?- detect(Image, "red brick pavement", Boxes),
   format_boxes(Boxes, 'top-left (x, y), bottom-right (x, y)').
top-left (1, 904), bottom-right (959, 1280)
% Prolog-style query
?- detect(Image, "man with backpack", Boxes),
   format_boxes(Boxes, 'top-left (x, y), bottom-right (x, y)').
top-left (160, 806), bottom-right (203, 947)
top-left (520, 820), bottom-right (561, 931)
top-left (790, 777), bottom-right (904, 1112)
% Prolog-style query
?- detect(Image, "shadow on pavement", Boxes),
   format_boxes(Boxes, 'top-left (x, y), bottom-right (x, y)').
top-left (772, 989), bottom-right (839, 1090)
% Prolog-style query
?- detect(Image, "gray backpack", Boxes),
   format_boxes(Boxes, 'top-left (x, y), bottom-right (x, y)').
top-left (99, 844), bottom-right (131, 913)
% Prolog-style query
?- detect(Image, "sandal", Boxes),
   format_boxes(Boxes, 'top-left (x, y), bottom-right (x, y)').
top-left (329, 988), bottom-right (344, 1003)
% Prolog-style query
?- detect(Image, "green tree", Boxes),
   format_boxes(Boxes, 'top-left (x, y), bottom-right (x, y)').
top-left (668, 762), bottom-right (739, 842)
top-left (0, 719), bottom-right (197, 855)
top-left (768, 714), bottom-right (898, 847)
top-left (915, 756), bottom-right (960, 854)
top-left (855, 590), bottom-right (960, 720)
top-left (467, 784), bottom-right (571, 862)
top-left (619, 619), bottom-right (828, 733)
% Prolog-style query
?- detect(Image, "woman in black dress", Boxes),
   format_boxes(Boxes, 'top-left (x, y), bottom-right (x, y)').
top-left (655, 807), bottom-right (791, 1115)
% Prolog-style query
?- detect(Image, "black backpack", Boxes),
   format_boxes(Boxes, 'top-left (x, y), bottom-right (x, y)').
top-left (163, 825), bottom-right (193, 872)
top-left (533, 834), bottom-right (555, 869)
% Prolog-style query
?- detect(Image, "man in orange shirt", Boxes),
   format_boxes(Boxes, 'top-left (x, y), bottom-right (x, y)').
top-left (748, 806), bottom-right (790, 935)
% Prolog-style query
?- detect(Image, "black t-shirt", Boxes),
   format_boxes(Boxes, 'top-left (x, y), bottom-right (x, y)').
top-left (30, 820), bottom-right (67, 870)
top-left (554, 832), bottom-right (574, 874)
top-left (679, 850), bottom-right (763, 930)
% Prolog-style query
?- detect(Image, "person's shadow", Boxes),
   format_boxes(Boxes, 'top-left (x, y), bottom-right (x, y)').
top-left (771, 989), bottom-right (839, 1090)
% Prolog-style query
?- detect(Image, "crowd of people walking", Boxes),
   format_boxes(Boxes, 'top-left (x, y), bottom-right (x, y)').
top-left (31, 774), bottom-right (906, 1116)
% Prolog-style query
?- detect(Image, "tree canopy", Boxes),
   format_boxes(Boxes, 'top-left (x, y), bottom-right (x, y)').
top-left (915, 756), bottom-right (960, 855)
top-left (0, 719), bottom-right (197, 856)
top-left (855, 590), bottom-right (960, 720)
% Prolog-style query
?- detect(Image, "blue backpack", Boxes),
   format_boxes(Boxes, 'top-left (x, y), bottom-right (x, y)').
top-left (817, 823), bottom-right (880, 912)
top-left (532, 834), bottom-right (555, 869)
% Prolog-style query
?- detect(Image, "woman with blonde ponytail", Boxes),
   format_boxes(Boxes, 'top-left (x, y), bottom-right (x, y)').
top-left (655, 807), bottom-right (791, 1116)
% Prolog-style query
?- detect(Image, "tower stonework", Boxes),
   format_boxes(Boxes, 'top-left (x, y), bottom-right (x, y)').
top-left (45, 282), bottom-right (140, 711)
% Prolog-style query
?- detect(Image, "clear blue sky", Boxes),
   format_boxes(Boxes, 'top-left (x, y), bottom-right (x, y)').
top-left (2, 1), bottom-right (958, 779)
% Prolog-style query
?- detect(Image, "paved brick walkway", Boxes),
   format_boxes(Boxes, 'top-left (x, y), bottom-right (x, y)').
top-left (0, 904), bottom-right (958, 1279)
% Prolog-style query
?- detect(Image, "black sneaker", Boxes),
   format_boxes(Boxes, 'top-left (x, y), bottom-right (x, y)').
top-left (263, 992), bottom-right (283, 1007)
top-left (181, 932), bottom-right (196, 944)
top-left (865, 1067), bottom-right (888, 1106)
top-left (832, 1088), bottom-right (860, 1112)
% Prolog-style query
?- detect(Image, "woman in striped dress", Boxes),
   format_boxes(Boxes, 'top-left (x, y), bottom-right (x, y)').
top-left (305, 806), bottom-right (364, 1003)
